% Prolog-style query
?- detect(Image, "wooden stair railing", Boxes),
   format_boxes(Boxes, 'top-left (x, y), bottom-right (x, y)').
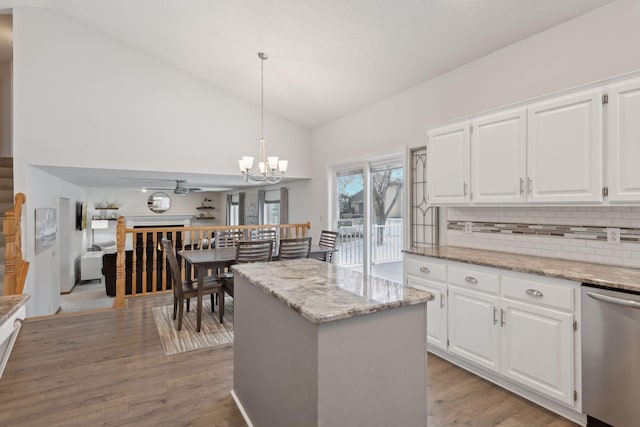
top-left (3, 193), bottom-right (29, 296)
top-left (113, 218), bottom-right (311, 309)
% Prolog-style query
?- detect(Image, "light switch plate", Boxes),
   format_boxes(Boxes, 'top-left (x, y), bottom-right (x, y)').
top-left (464, 222), bottom-right (473, 234)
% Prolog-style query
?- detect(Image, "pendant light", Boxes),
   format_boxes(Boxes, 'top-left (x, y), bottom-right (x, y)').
top-left (238, 52), bottom-right (288, 183)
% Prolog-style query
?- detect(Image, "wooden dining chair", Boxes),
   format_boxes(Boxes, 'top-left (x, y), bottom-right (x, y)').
top-left (252, 228), bottom-right (277, 243)
top-left (215, 230), bottom-right (243, 248)
top-left (279, 237), bottom-right (312, 260)
top-left (315, 230), bottom-right (339, 262)
top-left (161, 239), bottom-right (225, 330)
top-left (221, 239), bottom-right (273, 306)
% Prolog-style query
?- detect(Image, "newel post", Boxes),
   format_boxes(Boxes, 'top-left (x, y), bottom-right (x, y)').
top-left (3, 209), bottom-right (16, 296)
top-left (114, 216), bottom-right (126, 309)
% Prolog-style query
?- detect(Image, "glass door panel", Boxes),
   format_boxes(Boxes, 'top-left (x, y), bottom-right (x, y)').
top-left (369, 160), bottom-right (403, 282)
top-left (335, 168), bottom-right (365, 274)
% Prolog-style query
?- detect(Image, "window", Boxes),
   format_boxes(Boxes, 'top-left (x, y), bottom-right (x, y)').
top-left (264, 191), bottom-right (280, 224)
top-left (227, 194), bottom-right (240, 226)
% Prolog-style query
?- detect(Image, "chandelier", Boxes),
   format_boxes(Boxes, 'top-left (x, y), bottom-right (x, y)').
top-left (238, 52), bottom-right (288, 184)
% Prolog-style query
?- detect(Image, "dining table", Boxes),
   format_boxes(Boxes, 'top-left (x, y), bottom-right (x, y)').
top-left (178, 245), bottom-right (338, 332)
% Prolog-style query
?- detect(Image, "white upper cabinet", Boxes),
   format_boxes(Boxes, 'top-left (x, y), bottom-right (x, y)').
top-left (471, 109), bottom-right (527, 204)
top-left (607, 78), bottom-right (640, 203)
top-left (427, 122), bottom-right (470, 205)
top-left (526, 90), bottom-right (603, 204)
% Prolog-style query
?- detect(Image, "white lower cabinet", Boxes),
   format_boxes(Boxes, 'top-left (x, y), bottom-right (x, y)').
top-left (500, 298), bottom-right (574, 406)
top-left (447, 285), bottom-right (500, 372)
top-left (404, 254), bottom-right (581, 415)
top-left (407, 276), bottom-right (447, 351)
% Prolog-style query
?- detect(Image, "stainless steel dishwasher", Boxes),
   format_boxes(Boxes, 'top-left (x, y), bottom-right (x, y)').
top-left (582, 285), bottom-right (640, 427)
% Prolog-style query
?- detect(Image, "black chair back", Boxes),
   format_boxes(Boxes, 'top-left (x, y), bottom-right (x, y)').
top-left (319, 230), bottom-right (339, 249)
top-left (279, 237), bottom-right (312, 260)
top-left (252, 228), bottom-right (277, 242)
top-left (216, 230), bottom-right (243, 248)
top-left (161, 239), bottom-right (185, 299)
top-left (236, 239), bottom-right (273, 264)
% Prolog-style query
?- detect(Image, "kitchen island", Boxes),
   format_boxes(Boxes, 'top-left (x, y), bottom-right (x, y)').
top-left (231, 258), bottom-right (433, 427)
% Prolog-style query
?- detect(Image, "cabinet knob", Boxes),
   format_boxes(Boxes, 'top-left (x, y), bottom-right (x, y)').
top-left (525, 289), bottom-right (544, 297)
top-left (465, 276), bottom-right (478, 284)
top-left (419, 267), bottom-right (430, 274)
top-left (519, 178), bottom-right (524, 194)
top-left (527, 177), bottom-right (533, 194)
top-left (463, 182), bottom-right (468, 196)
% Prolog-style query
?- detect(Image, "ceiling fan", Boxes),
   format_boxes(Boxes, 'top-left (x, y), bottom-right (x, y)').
top-left (145, 180), bottom-right (203, 195)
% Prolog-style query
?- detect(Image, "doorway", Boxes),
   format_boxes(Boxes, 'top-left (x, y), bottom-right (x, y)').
top-left (333, 155), bottom-right (404, 282)
top-left (57, 197), bottom-right (72, 293)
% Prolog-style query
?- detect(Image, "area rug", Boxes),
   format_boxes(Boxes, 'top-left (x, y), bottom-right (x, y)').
top-left (152, 298), bottom-right (234, 356)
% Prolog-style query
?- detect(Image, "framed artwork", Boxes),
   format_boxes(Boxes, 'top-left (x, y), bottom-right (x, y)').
top-left (35, 208), bottom-right (57, 254)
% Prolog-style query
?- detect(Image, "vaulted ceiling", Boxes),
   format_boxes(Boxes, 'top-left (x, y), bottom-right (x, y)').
top-left (49, 0), bottom-right (613, 129)
top-left (13, 0), bottom-right (616, 191)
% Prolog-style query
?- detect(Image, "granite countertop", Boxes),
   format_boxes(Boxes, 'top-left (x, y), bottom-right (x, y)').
top-left (0, 294), bottom-right (30, 324)
top-left (232, 258), bottom-right (433, 324)
top-left (404, 246), bottom-right (640, 293)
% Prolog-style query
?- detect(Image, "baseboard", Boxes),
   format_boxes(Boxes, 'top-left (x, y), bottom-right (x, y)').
top-left (230, 390), bottom-right (254, 427)
top-left (428, 347), bottom-right (587, 426)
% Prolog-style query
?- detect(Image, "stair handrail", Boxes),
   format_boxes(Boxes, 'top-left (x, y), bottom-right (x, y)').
top-left (3, 193), bottom-right (29, 295)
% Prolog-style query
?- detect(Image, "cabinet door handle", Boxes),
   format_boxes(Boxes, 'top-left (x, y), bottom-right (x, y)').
top-left (527, 177), bottom-right (533, 194)
top-left (419, 267), bottom-right (430, 274)
top-left (463, 182), bottom-right (468, 196)
top-left (519, 178), bottom-right (524, 194)
top-left (500, 309), bottom-right (506, 327)
top-left (493, 307), bottom-right (498, 325)
top-left (465, 276), bottom-right (478, 284)
top-left (440, 293), bottom-right (445, 309)
top-left (525, 289), bottom-right (544, 297)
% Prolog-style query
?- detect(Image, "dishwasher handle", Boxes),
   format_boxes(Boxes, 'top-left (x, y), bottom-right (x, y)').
top-left (587, 291), bottom-right (640, 310)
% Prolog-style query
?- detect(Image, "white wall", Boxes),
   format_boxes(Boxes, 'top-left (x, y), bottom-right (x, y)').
top-left (0, 60), bottom-right (11, 157)
top-left (87, 189), bottom-right (223, 243)
top-left (311, 0), bottom-right (640, 250)
top-left (25, 166), bottom-right (87, 316)
top-left (12, 7), bottom-right (312, 193)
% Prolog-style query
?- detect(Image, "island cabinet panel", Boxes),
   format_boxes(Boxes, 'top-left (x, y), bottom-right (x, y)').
top-left (317, 304), bottom-right (427, 427)
top-left (408, 276), bottom-right (447, 351)
top-left (607, 78), bottom-right (640, 203)
top-left (427, 122), bottom-right (470, 205)
top-left (526, 89), bottom-right (603, 204)
top-left (447, 285), bottom-right (500, 373)
top-left (500, 299), bottom-right (575, 407)
top-left (471, 108), bottom-right (527, 204)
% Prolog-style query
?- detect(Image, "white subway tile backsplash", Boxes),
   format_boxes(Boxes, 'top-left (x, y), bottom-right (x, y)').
top-left (446, 206), bottom-right (640, 268)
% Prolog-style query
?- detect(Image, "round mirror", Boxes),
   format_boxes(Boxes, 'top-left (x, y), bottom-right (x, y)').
top-left (147, 192), bottom-right (171, 213)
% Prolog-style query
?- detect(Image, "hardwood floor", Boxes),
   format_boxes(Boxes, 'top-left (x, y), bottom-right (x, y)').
top-left (0, 295), bottom-right (577, 426)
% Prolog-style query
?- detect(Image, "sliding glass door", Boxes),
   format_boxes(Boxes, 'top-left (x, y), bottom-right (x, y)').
top-left (333, 156), bottom-right (404, 281)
